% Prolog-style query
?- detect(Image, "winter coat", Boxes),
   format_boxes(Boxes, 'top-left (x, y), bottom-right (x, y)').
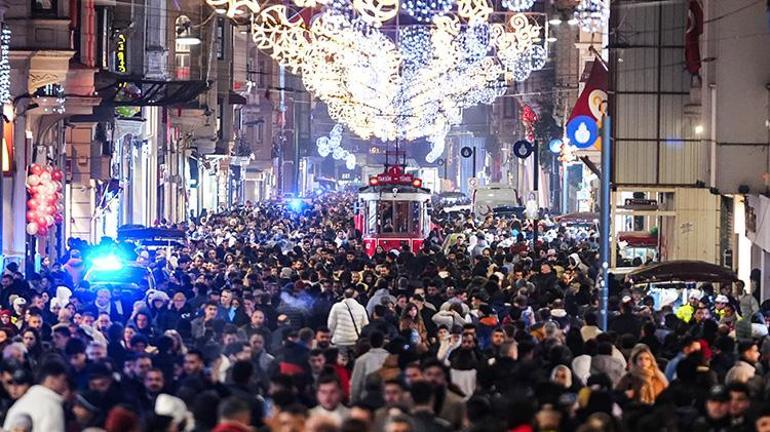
top-left (328, 298), bottom-right (369, 346)
top-left (3, 385), bottom-right (64, 432)
top-left (350, 347), bottom-right (390, 403)
top-left (590, 354), bottom-right (626, 386)
top-left (432, 310), bottom-right (470, 329)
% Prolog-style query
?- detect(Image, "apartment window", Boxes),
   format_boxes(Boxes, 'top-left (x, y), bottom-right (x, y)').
top-left (32, 0), bottom-right (57, 16)
top-left (234, 108), bottom-right (242, 131)
top-left (258, 59), bottom-right (265, 88)
top-left (175, 16), bottom-right (192, 79)
top-left (503, 97), bottom-right (515, 119)
top-left (96, 7), bottom-right (110, 69)
top-left (217, 100), bottom-right (223, 139)
top-left (256, 123), bottom-right (264, 143)
top-left (216, 18), bottom-right (225, 60)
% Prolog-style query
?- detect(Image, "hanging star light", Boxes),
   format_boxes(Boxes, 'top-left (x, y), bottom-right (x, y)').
top-left (207, 0), bottom-right (551, 143)
top-left (574, 0), bottom-right (609, 33)
top-left (0, 26), bottom-right (10, 104)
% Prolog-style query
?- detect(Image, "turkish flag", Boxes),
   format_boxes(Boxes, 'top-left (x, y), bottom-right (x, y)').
top-left (568, 58), bottom-right (608, 150)
top-left (685, 0), bottom-right (704, 75)
top-left (569, 58), bottom-right (608, 124)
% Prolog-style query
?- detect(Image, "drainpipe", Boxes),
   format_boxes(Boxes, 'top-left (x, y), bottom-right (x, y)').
top-left (709, 83), bottom-right (716, 188)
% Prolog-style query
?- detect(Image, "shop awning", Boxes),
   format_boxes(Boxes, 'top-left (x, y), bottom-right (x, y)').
top-left (228, 91), bottom-right (248, 105)
top-left (96, 73), bottom-right (210, 107)
top-left (619, 232), bottom-right (658, 247)
top-left (626, 260), bottom-right (738, 284)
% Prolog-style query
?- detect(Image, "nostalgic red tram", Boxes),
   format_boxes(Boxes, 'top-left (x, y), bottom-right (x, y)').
top-left (354, 164), bottom-right (432, 257)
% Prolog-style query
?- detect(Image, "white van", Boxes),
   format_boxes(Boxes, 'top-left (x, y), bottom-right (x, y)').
top-left (472, 184), bottom-right (522, 218)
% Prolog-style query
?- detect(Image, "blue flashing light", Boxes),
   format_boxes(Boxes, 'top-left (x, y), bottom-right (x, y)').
top-left (288, 198), bottom-right (304, 213)
top-left (92, 255), bottom-right (123, 271)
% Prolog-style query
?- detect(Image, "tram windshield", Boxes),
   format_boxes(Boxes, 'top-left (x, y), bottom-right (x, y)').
top-left (365, 200), bottom-right (423, 235)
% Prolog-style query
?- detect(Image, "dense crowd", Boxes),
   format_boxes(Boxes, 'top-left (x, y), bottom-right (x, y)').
top-left (0, 193), bottom-right (767, 432)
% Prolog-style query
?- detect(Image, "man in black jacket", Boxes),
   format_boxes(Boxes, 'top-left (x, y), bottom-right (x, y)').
top-left (609, 297), bottom-right (641, 340)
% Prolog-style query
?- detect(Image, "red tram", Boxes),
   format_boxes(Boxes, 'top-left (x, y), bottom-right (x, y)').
top-left (354, 165), bottom-right (432, 256)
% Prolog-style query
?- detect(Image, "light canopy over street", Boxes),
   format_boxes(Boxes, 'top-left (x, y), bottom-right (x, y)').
top-left (0, 0), bottom-right (768, 431)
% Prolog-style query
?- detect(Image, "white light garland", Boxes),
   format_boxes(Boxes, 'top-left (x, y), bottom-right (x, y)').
top-left (401, 0), bottom-right (455, 23)
top-left (501, 0), bottom-right (534, 12)
top-left (574, 0), bottom-right (609, 33)
top-left (0, 26), bottom-right (10, 103)
top-left (208, 0), bottom-right (551, 143)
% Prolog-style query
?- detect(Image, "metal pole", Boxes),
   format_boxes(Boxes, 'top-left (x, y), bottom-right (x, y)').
top-left (600, 115), bottom-right (612, 330)
top-left (472, 146), bottom-right (476, 180)
top-left (532, 140), bottom-right (539, 249)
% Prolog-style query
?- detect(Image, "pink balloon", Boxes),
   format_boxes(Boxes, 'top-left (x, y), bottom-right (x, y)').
top-left (51, 169), bottom-right (63, 181)
top-left (30, 164), bottom-right (43, 176)
top-left (54, 214), bottom-right (63, 224)
top-left (26, 223), bottom-right (38, 236)
top-left (37, 225), bottom-right (48, 236)
top-left (27, 175), bottom-right (40, 187)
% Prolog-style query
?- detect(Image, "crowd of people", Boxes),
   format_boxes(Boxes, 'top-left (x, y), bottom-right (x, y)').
top-left (0, 193), bottom-right (767, 432)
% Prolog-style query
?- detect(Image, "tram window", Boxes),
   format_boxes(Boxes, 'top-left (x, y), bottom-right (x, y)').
top-left (379, 201), bottom-right (395, 233)
top-left (367, 201), bottom-right (378, 234)
top-left (393, 201), bottom-right (411, 233)
top-left (410, 201), bottom-right (421, 233)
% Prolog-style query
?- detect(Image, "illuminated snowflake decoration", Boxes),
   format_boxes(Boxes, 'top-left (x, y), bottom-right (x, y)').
top-left (317, 124), bottom-right (357, 170)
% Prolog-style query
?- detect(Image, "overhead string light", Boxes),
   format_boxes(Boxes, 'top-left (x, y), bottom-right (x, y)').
top-left (208, 0), bottom-right (550, 142)
top-left (574, 0), bottom-right (609, 33)
top-left (500, 0), bottom-right (534, 12)
top-left (401, 0), bottom-right (455, 23)
top-left (0, 26), bottom-right (10, 103)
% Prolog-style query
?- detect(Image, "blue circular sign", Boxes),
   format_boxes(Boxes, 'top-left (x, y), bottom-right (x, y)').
top-left (567, 115), bottom-right (599, 149)
top-left (548, 138), bottom-right (563, 154)
top-left (513, 140), bottom-right (533, 159)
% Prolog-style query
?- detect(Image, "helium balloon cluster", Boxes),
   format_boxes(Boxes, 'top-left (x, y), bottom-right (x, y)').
top-left (25, 163), bottom-right (64, 237)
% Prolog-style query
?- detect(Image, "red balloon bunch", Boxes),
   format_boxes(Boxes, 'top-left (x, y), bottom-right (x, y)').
top-left (26, 163), bottom-right (64, 237)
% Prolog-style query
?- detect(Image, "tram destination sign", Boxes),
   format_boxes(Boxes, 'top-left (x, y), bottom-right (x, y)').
top-left (374, 172), bottom-right (415, 184)
top-left (369, 166), bottom-right (423, 187)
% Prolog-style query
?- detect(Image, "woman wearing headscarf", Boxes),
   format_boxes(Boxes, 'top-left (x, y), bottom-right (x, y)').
top-left (616, 343), bottom-right (668, 405)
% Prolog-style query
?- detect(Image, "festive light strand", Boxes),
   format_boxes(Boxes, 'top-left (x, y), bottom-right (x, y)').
top-left (0, 26), bottom-right (10, 103)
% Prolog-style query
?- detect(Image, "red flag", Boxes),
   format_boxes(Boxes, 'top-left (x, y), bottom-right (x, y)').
top-left (685, 0), bottom-right (703, 75)
top-left (569, 58), bottom-right (608, 123)
top-left (568, 58), bottom-right (608, 150)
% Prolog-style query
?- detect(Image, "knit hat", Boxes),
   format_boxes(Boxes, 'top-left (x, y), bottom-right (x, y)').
top-left (148, 290), bottom-right (170, 304)
top-left (279, 267), bottom-right (294, 279)
top-left (155, 394), bottom-right (193, 430)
